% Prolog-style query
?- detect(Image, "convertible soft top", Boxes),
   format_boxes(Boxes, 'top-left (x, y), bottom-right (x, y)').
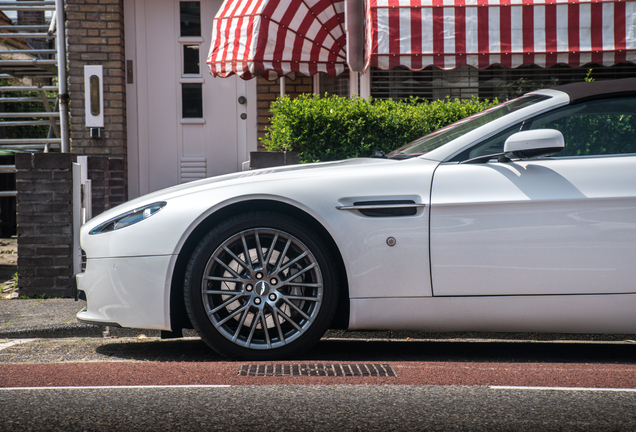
top-left (550, 77), bottom-right (636, 103)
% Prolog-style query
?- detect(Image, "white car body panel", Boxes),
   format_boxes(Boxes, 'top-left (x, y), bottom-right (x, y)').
top-left (76, 255), bottom-right (174, 329)
top-left (430, 155), bottom-right (636, 296)
top-left (503, 129), bottom-right (564, 153)
top-left (350, 295), bottom-right (636, 333)
top-left (78, 158), bottom-right (438, 329)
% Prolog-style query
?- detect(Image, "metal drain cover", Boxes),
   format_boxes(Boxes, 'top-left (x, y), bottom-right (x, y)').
top-left (238, 363), bottom-right (396, 377)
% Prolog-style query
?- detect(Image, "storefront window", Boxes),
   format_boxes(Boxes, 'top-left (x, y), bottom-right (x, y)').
top-left (370, 63), bottom-right (636, 102)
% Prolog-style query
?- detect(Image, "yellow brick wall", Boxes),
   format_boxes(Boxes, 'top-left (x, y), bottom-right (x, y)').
top-left (256, 75), bottom-right (314, 150)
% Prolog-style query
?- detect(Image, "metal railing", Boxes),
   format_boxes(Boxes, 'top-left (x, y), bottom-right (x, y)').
top-left (0, 1), bottom-right (56, 11)
top-left (0, 165), bottom-right (17, 197)
top-left (0, 0), bottom-right (69, 153)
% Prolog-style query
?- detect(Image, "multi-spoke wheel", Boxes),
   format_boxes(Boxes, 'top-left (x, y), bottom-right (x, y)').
top-left (184, 212), bottom-right (338, 360)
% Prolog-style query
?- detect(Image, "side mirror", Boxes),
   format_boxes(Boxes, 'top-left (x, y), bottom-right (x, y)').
top-left (504, 129), bottom-right (564, 159)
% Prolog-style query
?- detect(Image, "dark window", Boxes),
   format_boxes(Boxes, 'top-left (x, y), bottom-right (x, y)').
top-left (371, 63), bottom-right (636, 101)
top-left (183, 45), bottom-right (200, 74)
top-left (180, 2), bottom-right (201, 37)
top-left (318, 72), bottom-right (350, 97)
top-left (528, 98), bottom-right (636, 157)
top-left (182, 83), bottom-right (203, 118)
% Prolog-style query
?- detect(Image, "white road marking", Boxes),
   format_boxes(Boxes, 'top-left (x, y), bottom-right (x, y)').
top-left (5, 385), bottom-right (634, 392)
top-left (491, 386), bottom-right (636, 392)
top-left (0, 384), bottom-right (232, 391)
top-left (0, 339), bottom-right (35, 351)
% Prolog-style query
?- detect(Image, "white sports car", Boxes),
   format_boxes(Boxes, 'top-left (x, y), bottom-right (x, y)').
top-left (77, 78), bottom-right (636, 360)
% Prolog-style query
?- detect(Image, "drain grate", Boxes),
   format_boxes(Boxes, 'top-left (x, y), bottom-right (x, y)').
top-left (238, 363), bottom-right (396, 377)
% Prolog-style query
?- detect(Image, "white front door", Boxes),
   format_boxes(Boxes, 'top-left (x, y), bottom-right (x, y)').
top-left (125, 0), bottom-right (257, 198)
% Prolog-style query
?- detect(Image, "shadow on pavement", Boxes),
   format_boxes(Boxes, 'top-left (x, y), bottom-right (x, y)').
top-left (95, 337), bottom-right (636, 364)
top-left (95, 338), bottom-right (226, 362)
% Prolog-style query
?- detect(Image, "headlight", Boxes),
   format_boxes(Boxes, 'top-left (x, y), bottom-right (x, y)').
top-left (89, 202), bottom-right (166, 235)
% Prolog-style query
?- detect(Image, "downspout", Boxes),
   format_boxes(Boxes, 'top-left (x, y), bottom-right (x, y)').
top-left (55, 0), bottom-right (70, 153)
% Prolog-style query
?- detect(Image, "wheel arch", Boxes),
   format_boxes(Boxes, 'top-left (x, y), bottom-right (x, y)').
top-left (168, 199), bottom-right (350, 333)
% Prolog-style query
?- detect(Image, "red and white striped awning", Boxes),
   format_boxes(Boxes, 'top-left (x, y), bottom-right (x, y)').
top-left (366, 0), bottom-right (636, 71)
top-left (208, 0), bottom-right (347, 80)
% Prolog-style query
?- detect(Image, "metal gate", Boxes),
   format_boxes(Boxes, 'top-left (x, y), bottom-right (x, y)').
top-left (0, 0), bottom-right (69, 237)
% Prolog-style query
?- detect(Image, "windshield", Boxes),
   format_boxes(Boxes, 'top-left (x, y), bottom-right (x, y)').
top-left (387, 95), bottom-right (551, 159)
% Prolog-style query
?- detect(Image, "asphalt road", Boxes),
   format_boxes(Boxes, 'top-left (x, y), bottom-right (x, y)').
top-left (1, 385), bottom-right (635, 431)
top-left (1, 337), bottom-right (635, 431)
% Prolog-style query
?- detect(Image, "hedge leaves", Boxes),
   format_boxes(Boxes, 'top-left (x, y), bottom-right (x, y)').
top-left (261, 94), bottom-right (498, 163)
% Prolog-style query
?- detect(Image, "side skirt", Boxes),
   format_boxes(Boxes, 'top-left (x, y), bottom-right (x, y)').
top-left (349, 294), bottom-right (636, 334)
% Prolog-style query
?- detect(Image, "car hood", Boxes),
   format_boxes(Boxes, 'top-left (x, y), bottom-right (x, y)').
top-left (113, 157), bottom-right (403, 211)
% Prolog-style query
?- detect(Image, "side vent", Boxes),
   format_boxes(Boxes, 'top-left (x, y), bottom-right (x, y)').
top-left (337, 200), bottom-right (425, 217)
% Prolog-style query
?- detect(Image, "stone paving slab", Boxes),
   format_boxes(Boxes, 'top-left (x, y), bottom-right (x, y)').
top-left (0, 299), bottom-right (85, 330)
top-left (0, 300), bottom-right (39, 327)
top-left (0, 299), bottom-right (182, 339)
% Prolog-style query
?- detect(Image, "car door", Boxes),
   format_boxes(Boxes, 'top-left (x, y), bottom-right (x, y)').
top-left (429, 97), bottom-right (636, 296)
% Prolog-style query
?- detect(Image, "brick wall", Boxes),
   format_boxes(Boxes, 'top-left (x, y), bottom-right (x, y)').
top-left (17, 0), bottom-right (44, 26)
top-left (256, 75), bottom-right (314, 150)
top-left (66, 0), bottom-right (127, 194)
top-left (17, 0), bottom-right (48, 54)
top-left (15, 153), bottom-right (75, 297)
top-left (87, 156), bottom-right (126, 216)
top-left (15, 153), bottom-right (125, 297)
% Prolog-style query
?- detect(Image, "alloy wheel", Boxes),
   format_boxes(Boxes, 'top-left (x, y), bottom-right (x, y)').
top-left (201, 228), bottom-right (324, 350)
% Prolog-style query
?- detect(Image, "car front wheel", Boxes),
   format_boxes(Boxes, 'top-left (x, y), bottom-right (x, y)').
top-left (184, 212), bottom-right (338, 360)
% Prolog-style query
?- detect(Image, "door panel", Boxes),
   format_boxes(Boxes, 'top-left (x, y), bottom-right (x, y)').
top-left (127, 0), bottom-right (256, 197)
top-left (138, 0), bottom-right (179, 192)
top-left (430, 156), bottom-right (636, 296)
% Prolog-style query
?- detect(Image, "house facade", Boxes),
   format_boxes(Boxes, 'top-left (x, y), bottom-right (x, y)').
top-left (64, 0), bottom-right (317, 199)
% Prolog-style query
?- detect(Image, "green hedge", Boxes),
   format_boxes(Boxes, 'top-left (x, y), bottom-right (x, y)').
top-left (261, 94), bottom-right (498, 163)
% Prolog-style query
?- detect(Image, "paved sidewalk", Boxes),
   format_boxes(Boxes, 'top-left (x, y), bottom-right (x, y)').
top-left (0, 299), bottom-right (98, 338)
top-left (0, 299), bottom-right (179, 339)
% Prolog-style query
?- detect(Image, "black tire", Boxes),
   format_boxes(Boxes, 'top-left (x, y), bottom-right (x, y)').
top-left (184, 211), bottom-right (339, 360)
